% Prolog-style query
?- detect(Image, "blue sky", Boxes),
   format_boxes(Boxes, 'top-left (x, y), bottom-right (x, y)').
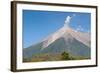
top-left (23, 10), bottom-right (91, 48)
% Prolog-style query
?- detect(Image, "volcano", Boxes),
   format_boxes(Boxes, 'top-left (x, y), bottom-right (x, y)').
top-left (23, 16), bottom-right (91, 62)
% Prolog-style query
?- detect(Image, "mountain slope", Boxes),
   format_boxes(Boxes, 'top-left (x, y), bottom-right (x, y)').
top-left (42, 26), bottom-right (90, 49)
top-left (23, 33), bottom-right (90, 59)
top-left (23, 42), bottom-right (42, 58)
top-left (23, 27), bottom-right (90, 59)
top-left (42, 36), bottom-right (90, 58)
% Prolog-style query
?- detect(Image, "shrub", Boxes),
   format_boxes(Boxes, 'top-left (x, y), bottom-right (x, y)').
top-left (61, 51), bottom-right (70, 60)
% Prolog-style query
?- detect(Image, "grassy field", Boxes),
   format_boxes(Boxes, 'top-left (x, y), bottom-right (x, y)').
top-left (23, 51), bottom-right (90, 62)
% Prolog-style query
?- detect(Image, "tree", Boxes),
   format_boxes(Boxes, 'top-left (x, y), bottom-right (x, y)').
top-left (61, 51), bottom-right (70, 60)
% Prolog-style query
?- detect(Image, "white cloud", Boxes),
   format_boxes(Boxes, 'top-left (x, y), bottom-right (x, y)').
top-left (64, 14), bottom-right (77, 28)
top-left (76, 25), bottom-right (84, 31)
top-left (64, 16), bottom-right (72, 27)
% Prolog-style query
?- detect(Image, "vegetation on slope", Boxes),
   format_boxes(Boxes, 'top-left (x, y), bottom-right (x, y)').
top-left (23, 51), bottom-right (89, 62)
